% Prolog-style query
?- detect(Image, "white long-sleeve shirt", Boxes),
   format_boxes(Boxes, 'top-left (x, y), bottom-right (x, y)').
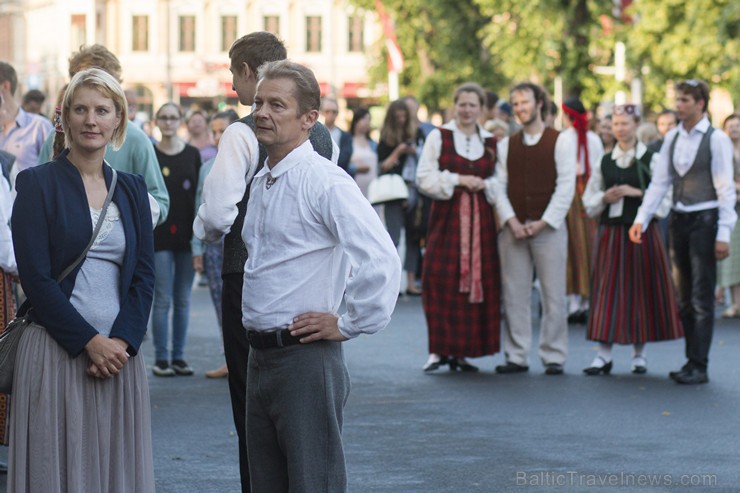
top-left (0, 174), bottom-right (15, 273)
top-left (582, 141), bottom-right (671, 219)
top-left (634, 116), bottom-right (737, 242)
top-left (241, 140), bottom-right (401, 339)
top-left (494, 129), bottom-right (577, 229)
top-left (416, 120), bottom-right (497, 204)
top-left (193, 119), bottom-right (341, 243)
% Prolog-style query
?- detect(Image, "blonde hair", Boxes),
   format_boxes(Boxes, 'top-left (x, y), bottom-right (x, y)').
top-left (62, 68), bottom-right (128, 150)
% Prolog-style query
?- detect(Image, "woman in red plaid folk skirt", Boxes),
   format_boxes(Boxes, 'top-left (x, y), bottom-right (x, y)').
top-left (416, 83), bottom-right (501, 372)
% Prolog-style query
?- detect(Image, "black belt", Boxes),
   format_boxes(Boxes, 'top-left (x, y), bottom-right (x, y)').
top-left (247, 329), bottom-right (302, 349)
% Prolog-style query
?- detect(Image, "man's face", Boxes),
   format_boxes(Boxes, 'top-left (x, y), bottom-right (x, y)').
top-left (253, 77), bottom-right (316, 154)
top-left (230, 61), bottom-right (257, 107)
top-left (511, 89), bottom-right (541, 126)
top-left (656, 113), bottom-right (677, 137)
top-left (675, 91), bottom-right (704, 124)
top-left (321, 100), bottom-right (338, 128)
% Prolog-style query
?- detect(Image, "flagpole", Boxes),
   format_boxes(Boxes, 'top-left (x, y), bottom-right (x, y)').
top-left (389, 71), bottom-right (399, 101)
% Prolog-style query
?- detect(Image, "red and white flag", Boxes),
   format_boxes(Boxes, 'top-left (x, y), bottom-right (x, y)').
top-left (375, 0), bottom-right (404, 73)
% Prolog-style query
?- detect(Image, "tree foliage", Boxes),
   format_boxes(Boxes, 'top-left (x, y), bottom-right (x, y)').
top-left (356, 0), bottom-right (739, 114)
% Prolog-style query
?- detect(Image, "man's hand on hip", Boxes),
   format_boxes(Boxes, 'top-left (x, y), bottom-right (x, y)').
top-left (290, 312), bottom-right (348, 343)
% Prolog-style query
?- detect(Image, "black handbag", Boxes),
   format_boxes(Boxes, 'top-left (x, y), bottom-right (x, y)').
top-left (0, 168), bottom-right (117, 393)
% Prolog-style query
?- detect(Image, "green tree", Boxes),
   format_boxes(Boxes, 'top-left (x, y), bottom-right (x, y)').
top-left (353, 0), bottom-right (506, 112)
top-left (625, 0), bottom-right (740, 112)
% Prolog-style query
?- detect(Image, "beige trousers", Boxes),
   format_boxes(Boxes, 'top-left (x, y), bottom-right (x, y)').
top-left (499, 223), bottom-right (569, 366)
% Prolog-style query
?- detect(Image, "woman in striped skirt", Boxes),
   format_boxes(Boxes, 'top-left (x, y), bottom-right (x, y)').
top-left (581, 105), bottom-right (683, 375)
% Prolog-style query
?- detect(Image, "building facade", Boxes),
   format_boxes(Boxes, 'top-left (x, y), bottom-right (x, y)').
top-left (0, 0), bottom-right (383, 120)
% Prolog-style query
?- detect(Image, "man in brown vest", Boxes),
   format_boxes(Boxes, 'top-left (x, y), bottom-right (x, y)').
top-left (494, 82), bottom-right (576, 375)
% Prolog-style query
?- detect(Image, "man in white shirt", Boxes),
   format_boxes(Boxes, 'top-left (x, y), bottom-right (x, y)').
top-left (193, 32), bottom-right (337, 492)
top-left (321, 96), bottom-right (353, 174)
top-left (243, 60), bottom-right (400, 492)
top-left (630, 80), bottom-right (736, 385)
top-left (494, 82), bottom-right (576, 375)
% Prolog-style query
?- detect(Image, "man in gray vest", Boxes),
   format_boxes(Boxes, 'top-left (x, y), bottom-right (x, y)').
top-left (630, 79), bottom-right (736, 385)
top-left (193, 32), bottom-right (337, 492)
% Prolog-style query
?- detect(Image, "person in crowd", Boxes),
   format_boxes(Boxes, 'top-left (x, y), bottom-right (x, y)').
top-left (0, 147), bottom-right (14, 453)
top-left (630, 80), bottom-right (736, 385)
top-left (321, 97), bottom-right (353, 175)
top-left (495, 100), bottom-right (520, 136)
top-left (416, 82), bottom-right (501, 373)
top-left (124, 88), bottom-right (147, 130)
top-left (151, 102), bottom-right (201, 377)
top-left (348, 107), bottom-right (377, 198)
top-left (0, 62), bottom-right (54, 178)
top-left (716, 114), bottom-right (740, 317)
top-left (598, 114), bottom-right (616, 154)
top-left (20, 89), bottom-right (45, 115)
top-left (480, 90), bottom-right (499, 126)
top-left (192, 31), bottom-right (337, 493)
top-left (582, 104), bottom-right (682, 375)
top-left (186, 108), bottom-right (218, 163)
top-left (637, 122), bottom-right (661, 146)
top-left (9, 67), bottom-right (155, 491)
top-left (484, 119), bottom-right (510, 141)
top-left (193, 109), bottom-right (239, 379)
top-left (494, 82), bottom-right (576, 376)
top-left (403, 95), bottom-right (437, 138)
top-left (378, 99), bottom-right (426, 294)
top-left (561, 98), bottom-right (605, 324)
top-left (545, 100), bottom-right (559, 128)
top-left (243, 58), bottom-right (400, 493)
top-left (647, 109), bottom-right (678, 153)
top-left (37, 45), bottom-right (169, 226)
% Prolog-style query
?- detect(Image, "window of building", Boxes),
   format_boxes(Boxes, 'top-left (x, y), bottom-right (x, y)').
top-left (70, 15), bottom-right (87, 52)
top-left (132, 15), bottom-right (149, 52)
top-left (221, 16), bottom-right (237, 52)
top-left (305, 16), bottom-right (322, 53)
top-left (348, 16), bottom-right (364, 52)
top-left (264, 15), bottom-right (279, 35)
top-left (179, 15), bottom-right (196, 52)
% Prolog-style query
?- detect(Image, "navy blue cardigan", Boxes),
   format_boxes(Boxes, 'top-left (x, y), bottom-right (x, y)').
top-left (12, 154), bottom-right (155, 357)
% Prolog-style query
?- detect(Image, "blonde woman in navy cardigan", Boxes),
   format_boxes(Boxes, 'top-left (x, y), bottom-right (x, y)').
top-left (8, 68), bottom-right (155, 492)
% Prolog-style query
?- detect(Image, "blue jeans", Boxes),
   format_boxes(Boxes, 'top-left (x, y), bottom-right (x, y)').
top-left (152, 250), bottom-right (195, 362)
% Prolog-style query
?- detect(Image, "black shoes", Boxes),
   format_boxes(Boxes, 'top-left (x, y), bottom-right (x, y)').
top-left (495, 362), bottom-right (529, 374)
top-left (423, 355), bottom-right (449, 372)
top-left (567, 311), bottom-right (587, 324)
top-left (671, 366), bottom-right (709, 385)
top-left (171, 360), bottom-right (194, 376)
top-left (544, 363), bottom-right (564, 375)
top-left (583, 357), bottom-right (612, 376)
top-left (449, 357), bottom-right (479, 372)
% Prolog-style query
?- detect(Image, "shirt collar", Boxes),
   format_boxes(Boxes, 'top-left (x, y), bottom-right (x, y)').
top-left (442, 119), bottom-right (492, 139)
top-left (678, 115), bottom-right (710, 137)
top-left (254, 139), bottom-right (313, 179)
top-left (611, 141), bottom-right (648, 161)
top-left (14, 108), bottom-right (33, 128)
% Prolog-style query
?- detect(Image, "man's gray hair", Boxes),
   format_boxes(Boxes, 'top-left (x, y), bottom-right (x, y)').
top-left (257, 60), bottom-right (320, 116)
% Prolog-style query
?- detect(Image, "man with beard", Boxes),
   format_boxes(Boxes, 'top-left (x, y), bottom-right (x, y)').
top-left (494, 82), bottom-right (576, 375)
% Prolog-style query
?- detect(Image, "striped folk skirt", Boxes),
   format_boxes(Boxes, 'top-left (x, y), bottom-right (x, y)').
top-left (0, 270), bottom-right (16, 445)
top-left (587, 223), bottom-right (683, 344)
top-left (566, 193), bottom-right (597, 298)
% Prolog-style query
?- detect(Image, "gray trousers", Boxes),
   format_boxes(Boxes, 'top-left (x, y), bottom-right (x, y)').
top-left (247, 341), bottom-right (351, 493)
top-left (499, 223), bottom-right (569, 366)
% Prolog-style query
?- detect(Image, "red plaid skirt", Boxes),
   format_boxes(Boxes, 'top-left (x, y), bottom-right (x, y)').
top-left (421, 129), bottom-right (501, 357)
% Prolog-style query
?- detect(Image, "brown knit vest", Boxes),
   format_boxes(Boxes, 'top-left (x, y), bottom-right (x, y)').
top-left (506, 127), bottom-right (559, 222)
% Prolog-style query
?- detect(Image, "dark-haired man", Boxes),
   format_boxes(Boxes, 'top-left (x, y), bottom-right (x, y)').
top-left (193, 31), bottom-right (337, 492)
top-left (0, 62), bottom-right (53, 176)
top-left (630, 80), bottom-right (736, 384)
top-left (494, 82), bottom-right (576, 375)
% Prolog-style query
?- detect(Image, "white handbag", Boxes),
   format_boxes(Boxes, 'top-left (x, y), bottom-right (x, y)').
top-left (367, 174), bottom-right (409, 205)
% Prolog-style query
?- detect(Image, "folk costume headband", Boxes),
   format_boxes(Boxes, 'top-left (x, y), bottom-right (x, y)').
top-left (561, 98), bottom-right (590, 183)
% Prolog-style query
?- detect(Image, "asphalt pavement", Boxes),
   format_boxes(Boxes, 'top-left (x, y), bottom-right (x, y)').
top-left (3, 285), bottom-right (740, 492)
